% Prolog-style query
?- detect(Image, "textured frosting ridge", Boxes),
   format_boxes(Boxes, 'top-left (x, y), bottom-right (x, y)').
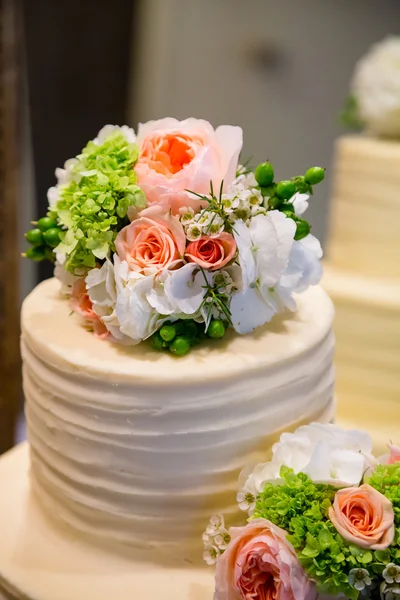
top-left (22, 278), bottom-right (335, 565)
top-left (327, 135), bottom-right (400, 279)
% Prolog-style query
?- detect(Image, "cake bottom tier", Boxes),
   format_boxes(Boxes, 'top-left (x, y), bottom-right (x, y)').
top-left (0, 444), bottom-right (340, 600)
top-left (323, 265), bottom-right (400, 453)
top-left (0, 444), bottom-right (215, 600)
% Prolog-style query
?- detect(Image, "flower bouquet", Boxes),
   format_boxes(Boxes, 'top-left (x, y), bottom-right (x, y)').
top-left (24, 118), bottom-right (325, 355)
top-left (341, 36), bottom-right (400, 137)
top-left (203, 424), bottom-right (400, 600)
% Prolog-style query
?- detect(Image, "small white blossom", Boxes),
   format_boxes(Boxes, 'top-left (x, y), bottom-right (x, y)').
top-left (213, 271), bottom-right (234, 294)
top-left (203, 544), bottom-right (221, 566)
top-left (206, 514), bottom-right (225, 535)
top-left (348, 568), bottom-right (371, 591)
top-left (384, 564), bottom-right (400, 585)
top-left (214, 529), bottom-right (231, 551)
top-left (236, 490), bottom-right (256, 514)
top-left (186, 223), bottom-right (203, 241)
top-left (179, 206), bottom-right (195, 224)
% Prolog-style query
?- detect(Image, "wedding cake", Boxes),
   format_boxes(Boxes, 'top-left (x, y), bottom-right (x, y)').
top-left (0, 118), bottom-right (335, 599)
top-left (323, 38), bottom-right (400, 450)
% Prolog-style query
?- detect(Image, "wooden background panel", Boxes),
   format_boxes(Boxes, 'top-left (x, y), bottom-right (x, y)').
top-left (0, 0), bottom-right (21, 454)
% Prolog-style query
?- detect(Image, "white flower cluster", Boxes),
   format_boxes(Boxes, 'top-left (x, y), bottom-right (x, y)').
top-left (222, 172), bottom-right (266, 225)
top-left (237, 423), bottom-right (376, 516)
top-left (179, 206), bottom-right (225, 240)
top-left (202, 514), bottom-right (231, 565)
top-left (352, 36), bottom-right (400, 137)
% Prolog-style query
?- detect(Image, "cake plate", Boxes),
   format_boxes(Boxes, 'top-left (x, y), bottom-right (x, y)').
top-left (0, 443), bottom-right (215, 600)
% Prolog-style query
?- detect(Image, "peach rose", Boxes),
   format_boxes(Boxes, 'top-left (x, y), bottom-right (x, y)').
top-left (185, 233), bottom-right (236, 271)
top-left (115, 205), bottom-right (186, 274)
top-left (135, 118), bottom-right (243, 213)
top-left (329, 484), bottom-right (395, 550)
top-left (214, 518), bottom-right (316, 600)
top-left (387, 444), bottom-right (400, 464)
top-left (70, 278), bottom-right (109, 339)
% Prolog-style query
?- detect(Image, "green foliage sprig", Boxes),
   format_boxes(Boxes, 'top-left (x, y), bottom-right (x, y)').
top-left (341, 95), bottom-right (365, 130)
top-left (253, 467), bottom-right (399, 599)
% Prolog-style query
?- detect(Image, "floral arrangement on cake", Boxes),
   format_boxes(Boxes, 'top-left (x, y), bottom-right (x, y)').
top-left (24, 118), bottom-right (326, 355)
top-left (342, 36), bottom-right (400, 137)
top-left (203, 423), bottom-right (400, 600)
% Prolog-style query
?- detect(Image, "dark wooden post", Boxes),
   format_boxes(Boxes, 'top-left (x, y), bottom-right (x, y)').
top-left (0, 0), bottom-right (22, 453)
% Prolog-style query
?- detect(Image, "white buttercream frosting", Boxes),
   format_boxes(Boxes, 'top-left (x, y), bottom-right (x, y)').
top-left (21, 278), bottom-right (335, 565)
top-left (327, 135), bottom-right (400, 279)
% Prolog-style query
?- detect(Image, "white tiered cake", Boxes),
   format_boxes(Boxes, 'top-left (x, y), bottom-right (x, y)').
top-left (0, 277), bottom-right (335, 599)
top-left (323, 135), bottom-right (400, 450)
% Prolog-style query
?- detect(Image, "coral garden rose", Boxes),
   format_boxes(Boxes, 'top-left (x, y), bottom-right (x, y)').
top-left (214, 518), bottom-right (316, 600)
top-left (329, 484), bottom-right (395, 550)
top-left (115, 205), bottom-right (186, 274)
top-left (387, 444), bottom-right (400, 464)
top-left (70, 278), bottom-right (109, 339)
top-left (135, 118), bottom-right (243, 212)
top-left (185, 233), bottom-right (236, 271)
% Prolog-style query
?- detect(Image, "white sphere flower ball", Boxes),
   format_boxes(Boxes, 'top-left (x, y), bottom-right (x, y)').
top-left (352, 36), bottom-right (400, 138)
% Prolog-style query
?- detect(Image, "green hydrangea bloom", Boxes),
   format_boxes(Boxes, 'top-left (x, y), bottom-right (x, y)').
top-left (253, 467), bottom-right (399, 599)
top-left (367, 464), bottom-right (400, 527)
top-left (51, 130), bottom-right (146, 272)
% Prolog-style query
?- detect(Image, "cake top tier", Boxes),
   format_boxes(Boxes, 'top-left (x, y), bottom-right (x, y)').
top-left (327, 134), bottom-right (400, 280)
top-left (22, 277), bottom-right (333, 384)
top-left (23, 119), bottom-right (327, 355)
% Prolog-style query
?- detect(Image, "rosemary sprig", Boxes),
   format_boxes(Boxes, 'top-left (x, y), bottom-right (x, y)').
top-left (185, 181), bottom-right (237, 234)
top-left (198, 267), bottom-right (233, 327)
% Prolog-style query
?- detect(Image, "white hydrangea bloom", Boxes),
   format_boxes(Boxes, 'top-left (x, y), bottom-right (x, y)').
top-left (230, 211), bottom-right (296, 333)
top-left (238, 423), bottom-right (376, 497)
top-left (54, 260), bottom-right (81, 296)
top-left (352, 36), bottom-right (400, 137)
top-left (292, 192), bottom-right (309, 216)
top-left (93, 124), bottom-right (137, 145)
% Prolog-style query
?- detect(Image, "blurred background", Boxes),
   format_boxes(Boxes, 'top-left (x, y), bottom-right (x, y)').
top-left (1, 0), bottom-right (400, 453)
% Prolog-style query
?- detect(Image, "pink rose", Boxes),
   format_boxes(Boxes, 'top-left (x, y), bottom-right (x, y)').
top-left (115, 205), bottom-right (186, 273)
top-left (214, 518), bottom-right (316, 600)
top-left (185, 233), bottom-right (236, 271)
top-left (135, 118), bottom-right (243, 213)
top-left (70, 278), bottom-right (109, 339)
top-left (387, 444), bottom-right (400, 464)
top-left (329, 484), bottom-right (395, 550)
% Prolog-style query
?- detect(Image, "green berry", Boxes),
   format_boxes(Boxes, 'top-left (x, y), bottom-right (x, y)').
top-left (268, 196), bottom-right (283, 210)
top-left (292, 176), bottom-right (308, 193)
top-left (43, 227), bottom-right (61, 248)
top-left (169, 336), bottom-right (191, 356)
top-left (160, 324), bottom-right (176, 342)
top-left (276, 180), bottom-right (296, 200)
top-left (25, 246), bottom-right (46, 261)
top-left (255, 162), bottom-right (274, 187)
top-left (44, 247), bottom-right (56, 262)
top-left (304, 166), bottom-right (325, 185)
top-left (260, 185), bottom-right (276, 198)
top-left (184, 321), bottom-right (198, 339)
top-left (207, 319), bottom-right (225, 339)
top-left (151, 332), bottom-right (165, 351)
top-left (282, 210), bottom-right (296, 220)
top-left (294, 219), bottom-right (311, 240)
top-left (25, 228), bottom-right (44, 246)
top-left (37, 216), bottom-right (58, 232)
top-left (279, 202), bottom-right (295, 212)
